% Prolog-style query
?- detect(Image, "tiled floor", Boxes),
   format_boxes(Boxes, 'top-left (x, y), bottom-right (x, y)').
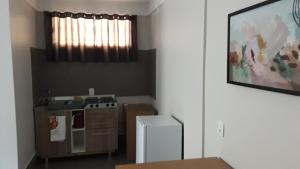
top-left (27, 152), bottom-right (133, 169)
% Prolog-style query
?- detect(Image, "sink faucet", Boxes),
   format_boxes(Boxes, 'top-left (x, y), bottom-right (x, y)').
top-left (44, 89), bottom-right (53, 106)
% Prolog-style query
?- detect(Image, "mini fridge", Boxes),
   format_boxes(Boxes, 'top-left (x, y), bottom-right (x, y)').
top-left (136, 115), bottom-right (182, 164)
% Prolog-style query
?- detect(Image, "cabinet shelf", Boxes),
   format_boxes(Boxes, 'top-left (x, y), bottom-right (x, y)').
top-left (72, 110), bottom-right (85, 129)
top-left (71, 130), bottom-right (85, 154)
top-left (72, 145), bottom-right (85, 154)
top-left (72, 128), bottom-right (85, 132)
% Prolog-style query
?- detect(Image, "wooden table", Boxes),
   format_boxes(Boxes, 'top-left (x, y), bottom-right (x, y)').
top-left (116, 158), bottom-right (233, 169)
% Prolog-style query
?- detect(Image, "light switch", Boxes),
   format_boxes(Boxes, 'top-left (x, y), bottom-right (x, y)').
top-left (89, 88), bottom-right (95, 96)
top-left (217, 120), bottom-right (225, 138)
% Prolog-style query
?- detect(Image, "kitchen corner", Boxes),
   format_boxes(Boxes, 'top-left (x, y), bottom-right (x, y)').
top-left (34, 94), bottom-right (155, 165)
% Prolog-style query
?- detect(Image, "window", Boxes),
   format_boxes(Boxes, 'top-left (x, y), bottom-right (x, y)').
top-left (45, 12), bottom-right (137, 62)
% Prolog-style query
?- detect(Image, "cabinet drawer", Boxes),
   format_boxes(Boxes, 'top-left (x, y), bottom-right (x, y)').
top-left (86, 117), bottom-right (115, 129)
top-left (85, 108), bottom-right (116, 118)
top-left (86, 129), bottom-right (115, 153)
top-left (85, 109), bottom-right (117, 130)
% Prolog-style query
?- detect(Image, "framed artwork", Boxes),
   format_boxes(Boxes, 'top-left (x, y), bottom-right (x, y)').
top-left (228, 0), bottom-right (300, 96)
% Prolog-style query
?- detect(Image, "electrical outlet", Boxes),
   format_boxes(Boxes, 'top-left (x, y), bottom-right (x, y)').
top-left (89, 88), bottom-right (95, 96)
top-left (217, 120), bottom-right (225, 138)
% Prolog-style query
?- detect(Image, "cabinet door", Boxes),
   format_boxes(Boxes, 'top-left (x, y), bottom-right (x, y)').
top-left (125, 105), bottom-right (156, 160)
top-left (35, 111), bottom-right (71, 158)
top-left (86, 129), bottom-right (115, 153)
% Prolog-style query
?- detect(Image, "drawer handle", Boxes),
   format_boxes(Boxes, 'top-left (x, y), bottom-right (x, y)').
top-left (91, 132), bottom-right (111, 136)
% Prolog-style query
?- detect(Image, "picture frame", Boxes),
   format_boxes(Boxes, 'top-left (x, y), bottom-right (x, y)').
top-left (227, 0), bottom-right (300, 96)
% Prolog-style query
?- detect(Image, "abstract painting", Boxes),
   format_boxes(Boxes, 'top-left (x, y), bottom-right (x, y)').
top-left (228, 0), bottom-right (300, 96)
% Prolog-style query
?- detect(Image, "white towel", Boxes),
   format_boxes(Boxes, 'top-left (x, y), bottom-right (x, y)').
top-left (50, 116), bottom-right (66, 142)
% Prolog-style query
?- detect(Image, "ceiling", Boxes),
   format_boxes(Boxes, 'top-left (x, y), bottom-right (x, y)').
top-left (53, 0), bottom-right (151, 2)
top-left (25, 0), bottom-right (163, 16)
top-left (87, 0), bottom-right (151, 1)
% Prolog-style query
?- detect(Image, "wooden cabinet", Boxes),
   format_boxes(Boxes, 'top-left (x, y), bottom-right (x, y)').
top-left (35, 111), bottom-right (72, 158)
top-left (85, 108), bottom-right (116, 130)
top-left (35, 107), bottom-right (118, 159)
top-left (124, 104), bottom-right (156, 161)
top-left (85, 108), bottom-right (118, 154)
top-left (86, 129), bottom-right (115, 153)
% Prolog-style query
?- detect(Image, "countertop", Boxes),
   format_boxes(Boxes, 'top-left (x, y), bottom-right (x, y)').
top-left (34, 106), bottom-right (85, 112)
top-left (34, 100), bottom-right (86, 111)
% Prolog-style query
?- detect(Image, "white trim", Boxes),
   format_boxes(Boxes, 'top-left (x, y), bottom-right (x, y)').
top-left (147, 0), bottom-right (165, 15)
top-left (24, 0), bottom-right (40, 11)
top-left (202, 0), bottom-right (208, 158)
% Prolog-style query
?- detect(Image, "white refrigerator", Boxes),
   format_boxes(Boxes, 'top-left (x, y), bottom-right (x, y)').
top-left (136, 115), bottom-right (182, 164)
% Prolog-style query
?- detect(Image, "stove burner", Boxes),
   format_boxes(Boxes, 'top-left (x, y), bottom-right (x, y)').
top-left (85, 96), bottom-right (117, 109)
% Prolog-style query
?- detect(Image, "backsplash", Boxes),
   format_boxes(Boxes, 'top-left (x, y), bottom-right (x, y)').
top-left (31, 48), bottom-right (156, 99)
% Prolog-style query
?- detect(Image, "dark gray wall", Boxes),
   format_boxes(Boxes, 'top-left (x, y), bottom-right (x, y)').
top-left (31, 48), bottom-right (156, 98)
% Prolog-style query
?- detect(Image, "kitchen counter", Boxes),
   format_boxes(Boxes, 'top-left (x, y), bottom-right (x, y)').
top-left (34, 106), bottom-right (85, 112)
top-left (34, 98), bottom-right (119, 159)
top-left (34, 95), bottom-right (118, 111)
top-left (34, 99), bottom-right (86, 111)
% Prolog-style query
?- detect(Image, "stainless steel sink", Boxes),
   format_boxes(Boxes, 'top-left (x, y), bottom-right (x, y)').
top-left (46, 100), bottom-right (85, 110)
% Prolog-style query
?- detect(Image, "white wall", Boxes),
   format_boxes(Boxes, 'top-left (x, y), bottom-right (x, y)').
top-left (0, 0), bottom-right (18, 168)
top-left (205, 0), bottom-right (300, 169)
top-left (137, 16), bottom-right (152, 50)
top-left (9, 0), bottom-right (38, 168)
top-left (150, 0), bottom-right (205, 159)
